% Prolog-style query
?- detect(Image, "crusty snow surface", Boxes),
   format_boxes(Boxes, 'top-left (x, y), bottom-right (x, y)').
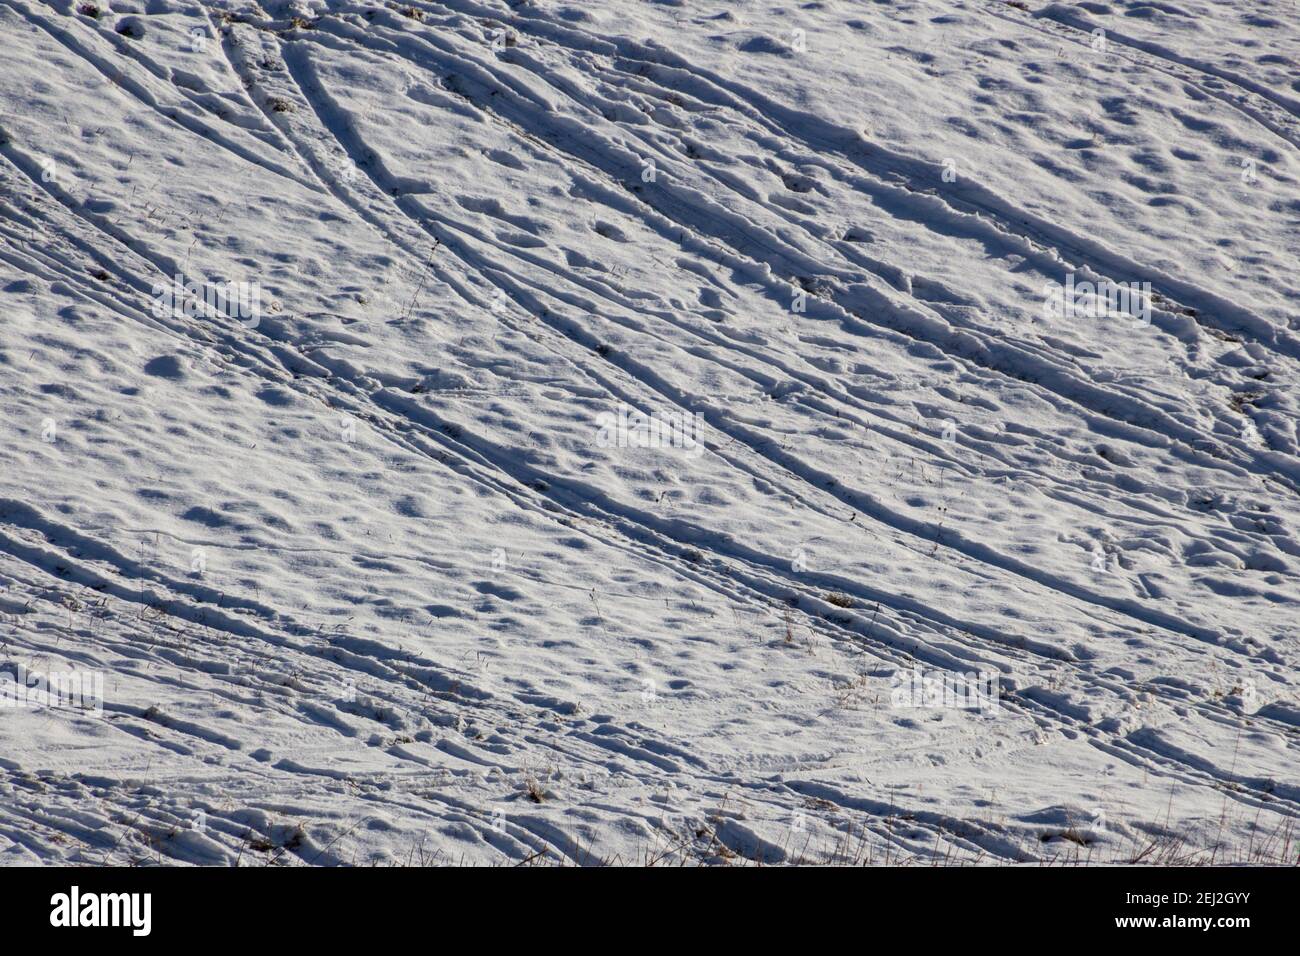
top-left (1, 0), bottom-right (1297, 866)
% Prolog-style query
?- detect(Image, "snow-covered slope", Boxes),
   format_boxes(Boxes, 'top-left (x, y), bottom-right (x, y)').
top-left (0, 0), bottom-right (1296, 865)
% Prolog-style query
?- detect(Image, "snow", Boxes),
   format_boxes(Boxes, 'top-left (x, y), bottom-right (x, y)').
top-left (0, 0), bottom-right (1296, 865)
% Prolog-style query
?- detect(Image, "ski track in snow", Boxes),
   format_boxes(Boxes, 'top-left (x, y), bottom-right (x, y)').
top-left (0, 0), bottom-right (1296, 865)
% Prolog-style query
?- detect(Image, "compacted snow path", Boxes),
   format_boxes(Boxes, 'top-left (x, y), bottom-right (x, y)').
top-left (0, 0), bottom-right (1296, 865)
